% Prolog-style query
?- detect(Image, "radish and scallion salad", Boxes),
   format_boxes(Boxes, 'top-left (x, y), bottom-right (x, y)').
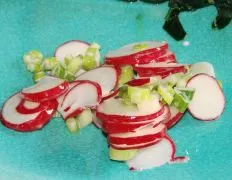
top-left (0, 40), bottom-right (225, 171)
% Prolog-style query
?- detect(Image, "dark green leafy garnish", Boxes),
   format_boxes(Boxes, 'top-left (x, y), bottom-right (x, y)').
top-left (124, 0), bottom-right (232, 40)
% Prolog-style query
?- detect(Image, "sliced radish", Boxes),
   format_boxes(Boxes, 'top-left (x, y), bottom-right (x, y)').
top-left (108, 124), bottom-right (166, 146)
top-left (105, 41), bottom-right (168, 65)
top-left (190, 62), bottom-right (215, 77)
top-left (102, 119), bottom-right (157, 134)
top-left (162, 106), bottom-right (184, 129)
top-left (16, 99), bottom-right (51, 114)
top-left (60, 80), bottom-right (102, 120)
top-left (110, 138), bottom-right (162, 150)
top-left (134, 63), bottom-right (188, 78)
top-left (1, 93), bottom-right (58, 132)
top-left (127, 78), bottom-right (150, 87)
top-left (148, 50), bottom-right (176, 64)
top-left (101, 90), bottom-right (119, 102)
top-left (76, 66), bottom-right (120, 97)
top-left (54, 40), bottom-right (100, 65)
top-left (187, 74), bottom-right (225, 121)
top-left (21, 76), bottom-right (69, 102)
top-left (126, 136), bottom-right (174, 170)
top-left (96, 97), bottom-right (164, 123)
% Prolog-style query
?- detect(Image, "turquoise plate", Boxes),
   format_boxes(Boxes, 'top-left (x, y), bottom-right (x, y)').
top-left (0, 1), bottom-right (231, 180)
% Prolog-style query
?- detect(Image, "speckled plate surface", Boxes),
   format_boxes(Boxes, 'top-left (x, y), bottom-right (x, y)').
top-left (0, 1), bottom-right (232, 180)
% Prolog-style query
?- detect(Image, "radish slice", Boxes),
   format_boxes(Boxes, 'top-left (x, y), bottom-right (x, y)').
top-left (76, 66), bottom-right (120, 97)
top-left (162, 106), bottom-right (184, 129)
top-left (126, 136), bottom-right (174, 170)
top-left (101, 90), bottom-right (119, 102)
top-left (154, 50), bottom-right (176, 63)
top-left (105, 41), bottom-right (168, 65)
top-left (187, 74), bottom-right (225, 121)
top-left (1, 93), bottom-right (57, 132)
top-left (110, 138), bottom-right (162, 150)
top-left (96, 97), bottom-right (164, 123)
top-left (54, 40), bottom-right (100, 65)
top-left (16, 99), bottom-right (51, 114)
top-left (21, 76), bottom-right (69, 102)
top-left (190, 62), bottom-right (215, 77)
top-left (134, 63), bottom-right (189, 78)
top-left (60, 80), bottom-right (102, 120)
top-left (127, 78), bottom-right (150, 87)
top-left (108, 124), bottom-right (166, 146)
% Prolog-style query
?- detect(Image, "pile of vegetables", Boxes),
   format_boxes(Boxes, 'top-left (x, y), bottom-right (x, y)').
top-left (123, 0), bottom-right (232, 40)
top-left (0, 40), bottom-right (225, 171)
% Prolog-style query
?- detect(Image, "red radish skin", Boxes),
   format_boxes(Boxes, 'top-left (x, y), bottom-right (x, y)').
top-left (187, 74), bottom-right (225, 121)
top-left (60, 80), bottom-right (102, 120)
top-left (155, 51), bottom-right (176, 63)
top-left (1, 93), bottom-right (58, 132)
top-left (76, 66), bottom-right (121, 97)
top-left (162, 106), bottom-right (184, 129)
top-left (134, 64), bottom-right (189, 78)
top-left (126, 135), bottom-right (188, 170)
top-left (96, 103), bottom-right (164, 123)
top-left (16, 99), bottom-right (51, 114)
top-left (127, 78), bottom-right (150, 87)
top-left (108, 124), bottom-right (166, 145)
top-left (101, 106), bottom-right (169, 134)
top-left (105, 42), bottom-right (168, 65)
top-left (110, 138), bottom-right (162, 150)
top-left (101, 90), bottom-right (119, 102)
top-left (164, 135), bottom-right (188, 163)
top-left (102, 119), bottom-right (157, 134)
top-left (21, 77), bottom-right (69, 102)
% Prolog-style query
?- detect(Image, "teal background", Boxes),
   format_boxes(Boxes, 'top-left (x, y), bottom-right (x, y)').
top-left (0, 0), bottom-right (231, 179)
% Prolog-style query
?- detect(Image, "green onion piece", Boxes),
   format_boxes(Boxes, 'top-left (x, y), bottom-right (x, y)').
top-left (172, 87), bottom-right (195, 113)
top-left (157, 84), bottom-right (175, 105)
top-left (51, 63), bottom-right (66, 79)
top-left (42, 57), bottom-right (59, 71)
top-left (65, 55), bottom-right (83, 74)
top-left (82, 43), bottom-right (100, 71)
top-left (33, 71), bottom-right (46, 82)
top-left (76, 108), bottom-right (93, 129)
top-left (26, 63), bottom-right (42, 73)
top-left (66, 117), bottom-right (79, 133)
top-left (118, 86), bottom-right (133, 105)
top-left (118, 65), bottom-right (134, 86)
top-left (162, 73), bottom-right (184, 86)
top-left (109, 147), bottom-right (138, 161)
top-left (23, 50), bottom-right (43, 65)
top-left (128, 86), bottom-right (152, 104)
top-left (132, 43), bottom-right (148, 51)
top-left (64, 71), bottom-right (75, 82)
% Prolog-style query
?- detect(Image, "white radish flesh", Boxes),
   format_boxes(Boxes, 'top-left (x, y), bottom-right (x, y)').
top-left (190, 62), bottom-right (215, 77)
top-left (55, 40), bottom-right (100, 64)
top-left (105, 41), bottom-right (167, 58)
top-left (187, 74), bottom-right (225, 121)
top-left (2, 94), bottom-right (39, 124)
top-left (21, 76), bottom-right (68, 102)
top-left (97, 97), bottom-right (161, 117)
top-left (110, 123), bottom-right (166, 138)
top-left (60, 81), bottom-right (102, 119)
top-left (1, 93), bottom-right (57, 131)
top-left (127, 137), bottom-right (173, 170)
top-left (76, 66), bottom-right (119, 97)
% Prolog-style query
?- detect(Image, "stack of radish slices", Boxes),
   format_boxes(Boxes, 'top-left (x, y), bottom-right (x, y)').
top-left (1, 77), bottom-right (68, 131)
top-left (0, 40), bottom-right (225, 171)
